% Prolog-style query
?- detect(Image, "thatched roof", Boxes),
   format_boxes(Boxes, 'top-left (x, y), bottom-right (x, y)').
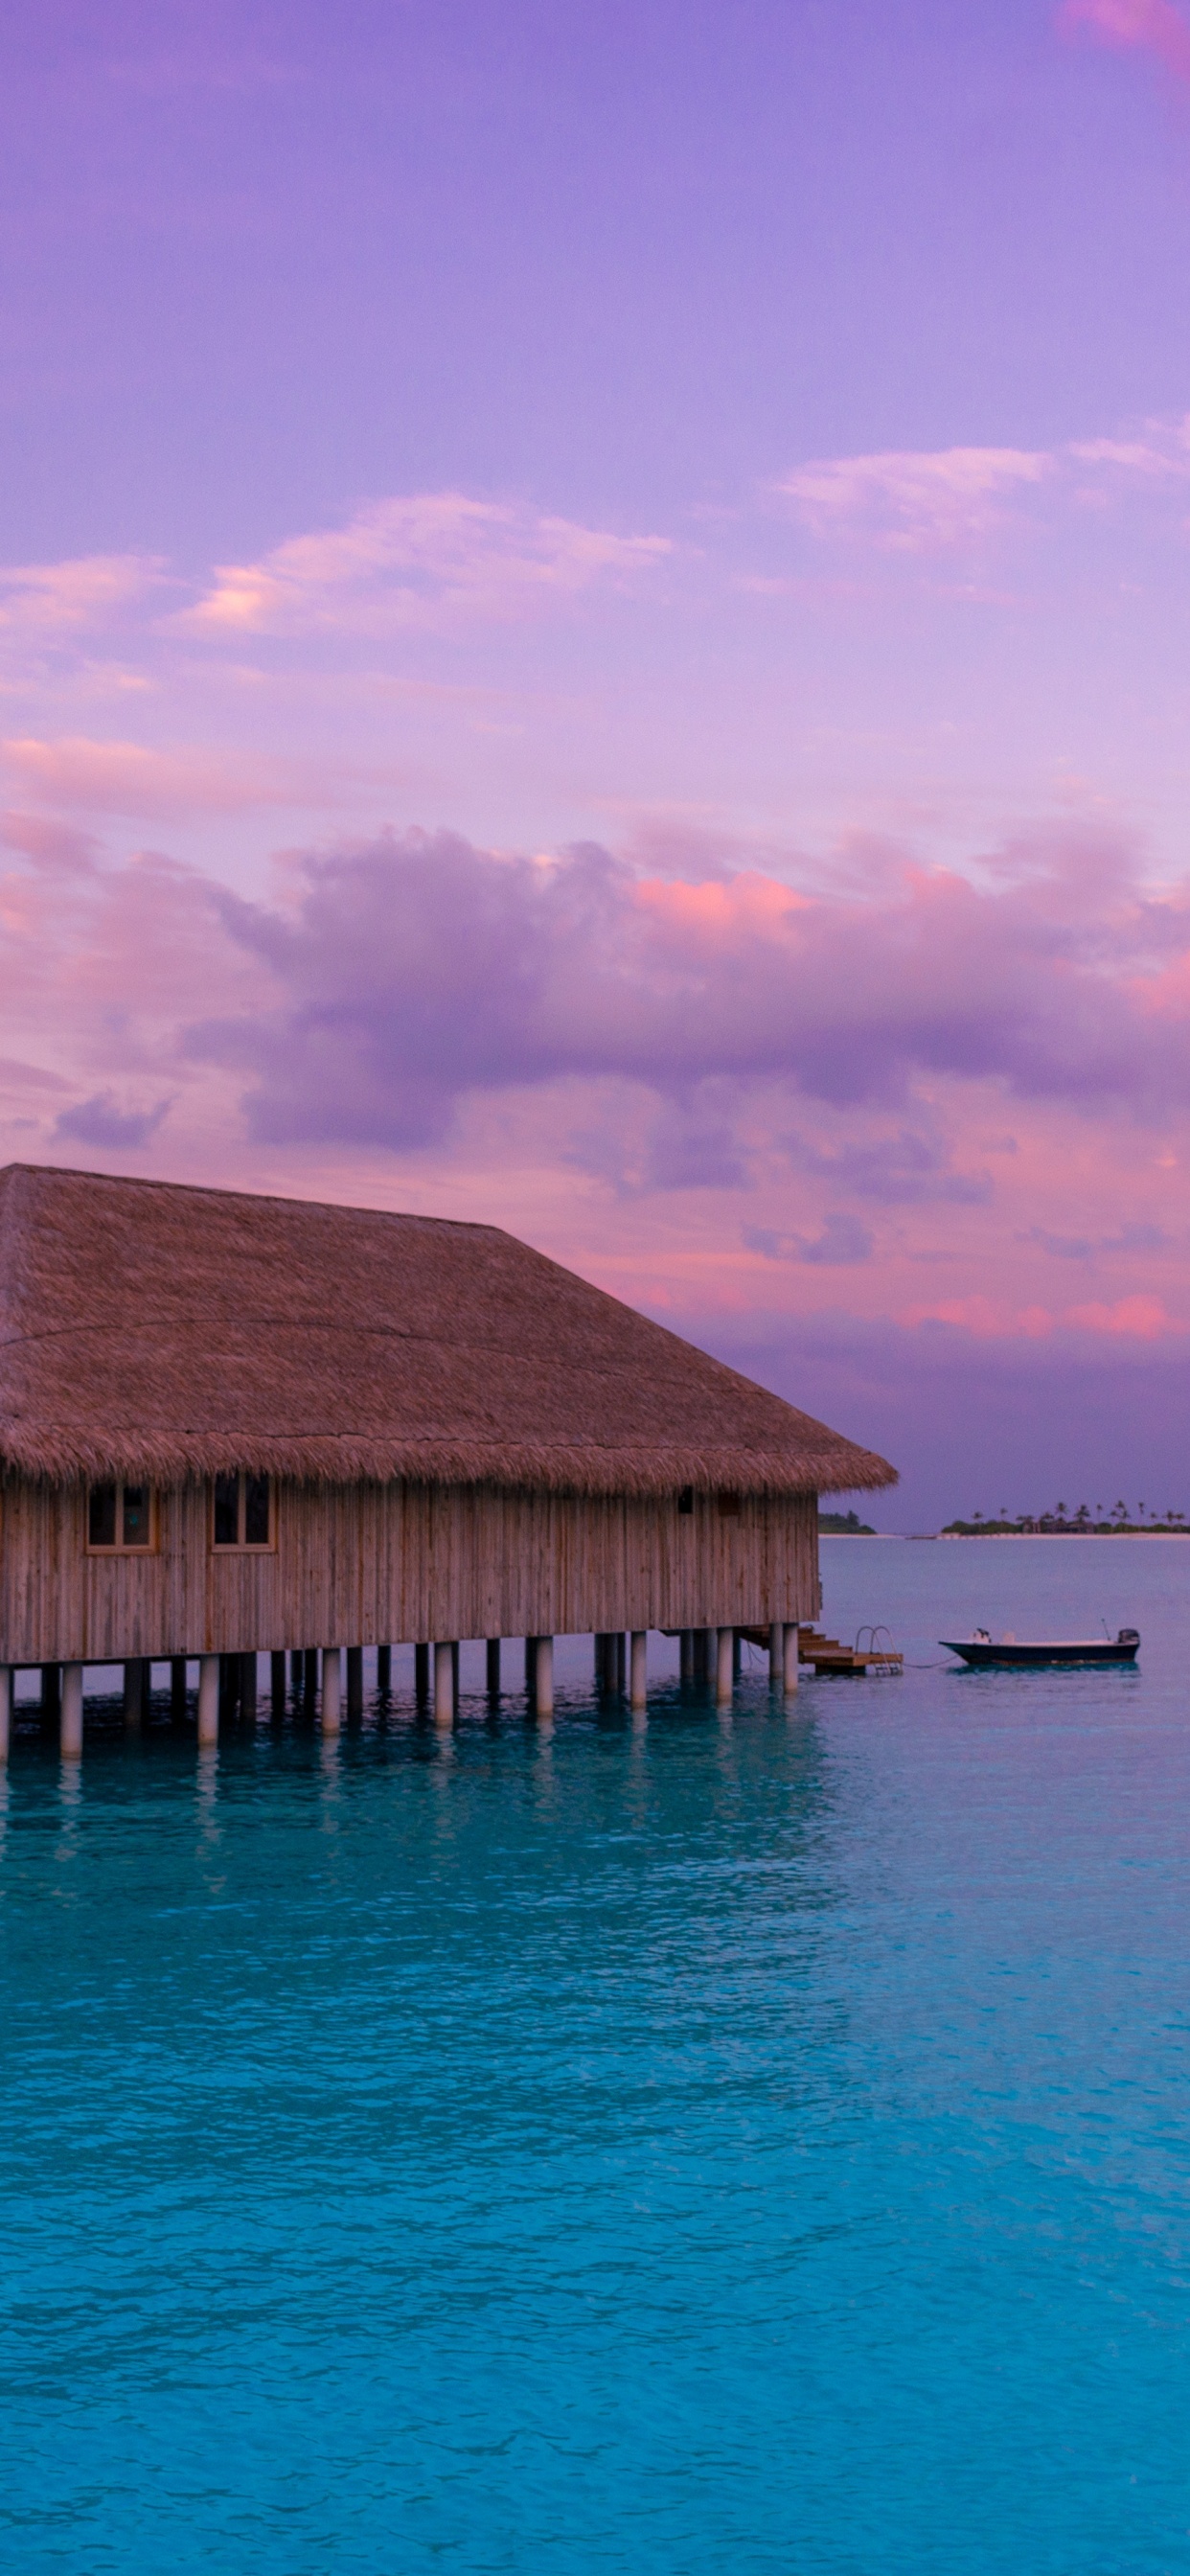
top-left (0, 1164), bottom-right (896, 1497)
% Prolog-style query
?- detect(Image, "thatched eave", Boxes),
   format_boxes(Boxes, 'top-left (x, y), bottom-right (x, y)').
top-left (0, 1164), bottom-right (898, 1500)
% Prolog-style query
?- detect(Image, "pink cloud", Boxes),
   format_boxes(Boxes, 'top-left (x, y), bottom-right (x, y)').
top-left (903, 1292), bottom-right (1186, 1342)
top-left (0, 552), bottom-right (165, 633)
top-left (0, 811), bottom-right (100, 873)
top-left (777, 415), bottom-right (1190, 561)
top-left (0, 737), bottom-right (340, 820)
top-left (1070, 418), bottom-right (1190, 475)
top-left (902, 1297), bottom-right (1057, 1338)
top-left (184, 493), bottom-right (672, 639)
top-left (1060, 0), bottom-right (1190, 85)
top-left (1064, 1293), bottom-right (1180, 1335)
top-left (779, 446), bottom-right (1049, 551)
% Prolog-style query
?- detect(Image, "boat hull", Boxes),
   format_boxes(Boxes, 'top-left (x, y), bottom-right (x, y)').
top-left (941, 1637), bottom-right (1139, 1668)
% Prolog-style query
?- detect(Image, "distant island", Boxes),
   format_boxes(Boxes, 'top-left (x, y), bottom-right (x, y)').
top-left (942, 1505), bottom-right (1188, 1536)
top-left (819, 1508), bottom-right (877, 1534)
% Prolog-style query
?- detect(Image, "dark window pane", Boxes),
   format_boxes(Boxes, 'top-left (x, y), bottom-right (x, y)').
top-left (88, 1483), bottom-right (117, 1547)
top-left (123, 1484), bottom-right (150, 1547)
top-left (244, 1474), bottom-right (270, 1545)
top-left (677, 1485), bottom-right (694, 1515)
top-left (214, 1473), bottom-right (240, 1546)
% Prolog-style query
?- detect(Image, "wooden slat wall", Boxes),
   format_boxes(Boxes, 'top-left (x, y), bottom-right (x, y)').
top-left (0, 1476), bottom-right (821, 1663)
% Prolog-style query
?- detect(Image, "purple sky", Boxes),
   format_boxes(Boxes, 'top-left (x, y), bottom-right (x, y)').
top-left (4, 0), bottom-right (1190, 1525)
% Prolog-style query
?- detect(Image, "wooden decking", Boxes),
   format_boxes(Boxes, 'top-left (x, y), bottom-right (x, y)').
top-left (738, 1622), bottom-right (904, 1675)
top-left (795, 1623), bottom-right (903, 1675)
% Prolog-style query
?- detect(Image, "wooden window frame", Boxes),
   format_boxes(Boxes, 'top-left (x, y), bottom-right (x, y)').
top-left (85, 1480), bottom-right (159, 1555)
top-left (210, 1472), bottom-right (277, 1555)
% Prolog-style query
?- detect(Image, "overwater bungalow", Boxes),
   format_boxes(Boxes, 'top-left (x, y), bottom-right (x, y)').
top-left (0, 1164), bottom-right (896, 1752)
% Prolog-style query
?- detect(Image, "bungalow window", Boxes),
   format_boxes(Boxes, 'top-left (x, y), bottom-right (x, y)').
top-left (87, 1481), bottom-right (155, 1551)
top-left (212, 1472), bottom-right (273, 1551)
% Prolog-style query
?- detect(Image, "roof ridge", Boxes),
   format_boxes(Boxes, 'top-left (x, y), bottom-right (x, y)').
top-left (0, 1162), bottom-right (898, 1495)
top-left (0, 1162), bottom-right (508, 1238)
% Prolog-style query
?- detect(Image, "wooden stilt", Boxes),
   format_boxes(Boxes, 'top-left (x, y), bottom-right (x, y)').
top-left (197, 1655), bottom-right (219, 1747)
top-left (616, 1632), bottom-right (627, 1693)
top-left (415, 1642), bottom-right (430, 1701)
top-left (487, 1638), bottom-right (501, 1693)
top-left (347, 1645), bottom-right (363, 1715)
top-left (61, 1662), bottom-right (83, 1759)
top-left (680, 1629), bottom-right (695, 1681)
top-left (0, 1665), bottom-right (10, 1761)
top-left (434, 1641), bottom-right (454, 1727)
top-left (769, 1622), bottom-right (783, 1686)
top-left (533, 1634), bottom-right (554, 1718)
top-left (321, 1646), bottom-right (341, 1735)
top-left (629, 1630), bottom-right (647, 1710)
top-left (240, 1652), bottom-right (258, 1719)
top-left (124, 1658), bottom-right (145, 1731)
top-left (716, 1627), bottom-right (734, 1704)
top-left (377, 1644), bottom-right (392, 1694)
top-left (172, 1657), bottom-right (188, 1722)
top-left (783, 1622), bottom-right (800, 1695)
top-left (42, 1665), bottom-right (61, 1722)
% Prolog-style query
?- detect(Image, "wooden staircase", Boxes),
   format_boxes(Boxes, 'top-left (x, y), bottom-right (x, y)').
top-left (739, 1623), bottom-right (904, 1676)
top-left (796, 1623), bottom-right (903, 1675)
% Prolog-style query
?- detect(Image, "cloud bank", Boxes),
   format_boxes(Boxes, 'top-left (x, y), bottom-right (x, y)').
top-left (1, 817), bottom-right (1186, 1322)
top-left (173, 826), bottom-right (1190, 1149)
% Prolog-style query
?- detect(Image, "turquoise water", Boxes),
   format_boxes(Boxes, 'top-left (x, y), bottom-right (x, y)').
top-left (3, 1538), bottom-right (1190, 2572)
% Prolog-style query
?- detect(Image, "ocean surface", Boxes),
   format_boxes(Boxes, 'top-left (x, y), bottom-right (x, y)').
top-left (3, 1537), bottom-right (1189, 2573)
